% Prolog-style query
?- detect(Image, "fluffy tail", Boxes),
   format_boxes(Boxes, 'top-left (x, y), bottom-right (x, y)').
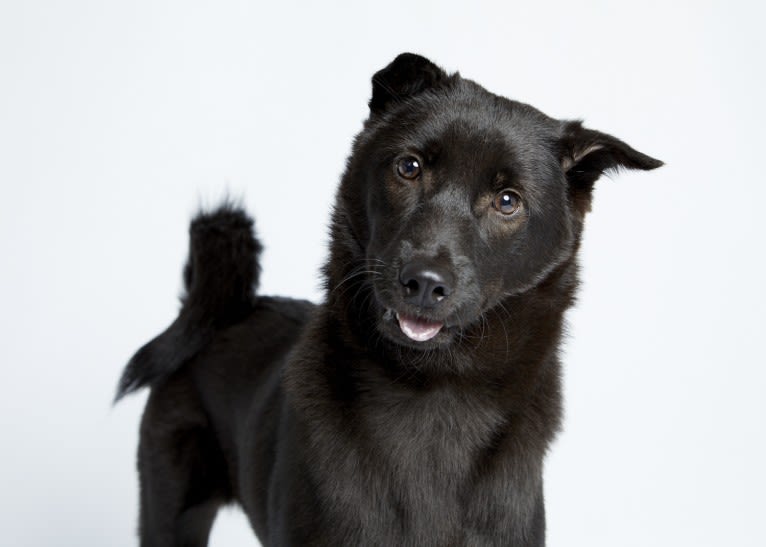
top-left (115, 203), bottom-right (262, 401)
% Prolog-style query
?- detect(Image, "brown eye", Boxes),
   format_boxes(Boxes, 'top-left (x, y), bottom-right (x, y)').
top-left (396, 157), bottom-right (421, 179)
top-left (493, 189), bottom-right (521, 215)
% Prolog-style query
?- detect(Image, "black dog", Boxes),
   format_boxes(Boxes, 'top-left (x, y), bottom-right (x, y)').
top-left (117, 53), bottom-right (661, 546)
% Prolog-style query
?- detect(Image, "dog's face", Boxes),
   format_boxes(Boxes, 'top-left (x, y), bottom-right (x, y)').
top-left (337, 54), bottom-right (661, 350)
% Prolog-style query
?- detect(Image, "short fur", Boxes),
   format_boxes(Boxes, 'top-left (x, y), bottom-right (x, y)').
top-left (117, 53), bottom-right (662, 546)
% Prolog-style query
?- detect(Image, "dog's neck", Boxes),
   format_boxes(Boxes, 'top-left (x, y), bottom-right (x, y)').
top-left (285, 239), bottom-right (575, 544)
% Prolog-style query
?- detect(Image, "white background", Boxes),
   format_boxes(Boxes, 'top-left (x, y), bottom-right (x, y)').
top-left (1, 1), bottom-right (764, 546)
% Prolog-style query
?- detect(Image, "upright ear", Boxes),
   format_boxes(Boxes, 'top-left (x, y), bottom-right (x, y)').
top-left (560, 121), bottom-right (663, 213)
top-left (369, 53), bottom-right (451, 115)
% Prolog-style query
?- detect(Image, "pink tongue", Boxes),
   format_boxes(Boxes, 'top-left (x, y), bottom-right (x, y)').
top-left (397, 314), bottom-right (444, 342)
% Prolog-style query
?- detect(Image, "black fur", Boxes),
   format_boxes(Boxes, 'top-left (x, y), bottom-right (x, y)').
top-left (117, 53), bottom-right (662, 546)
top-left (116, 204), bottom-right (262, 399)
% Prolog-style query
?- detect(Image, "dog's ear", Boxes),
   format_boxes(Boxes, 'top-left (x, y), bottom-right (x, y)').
top-left (369, 53), bottom-right (450, 114)
top-left (559, 121), bottom-right (663, 213)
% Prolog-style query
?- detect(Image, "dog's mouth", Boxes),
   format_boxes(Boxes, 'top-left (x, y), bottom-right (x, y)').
top-left (395, 312), bottom-right (444, 342)
top-left (377, 308), bottom-right (452, 348)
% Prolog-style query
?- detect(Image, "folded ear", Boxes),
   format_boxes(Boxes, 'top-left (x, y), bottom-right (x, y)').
top-left (560, 121), bottom-right (663, 212)
top-left (369, 53), bottom-right (451, 115)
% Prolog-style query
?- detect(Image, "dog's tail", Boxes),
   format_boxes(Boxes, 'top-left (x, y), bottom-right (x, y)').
top-left (115, 203), bottom-right (262, 402)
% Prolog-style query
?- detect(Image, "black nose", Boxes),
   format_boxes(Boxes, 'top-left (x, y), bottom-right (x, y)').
top-left (399, 260), bottom-right (454, 309)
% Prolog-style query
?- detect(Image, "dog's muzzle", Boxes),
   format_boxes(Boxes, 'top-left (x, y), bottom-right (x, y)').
top-left (394, 259), bottom-right (455, 342)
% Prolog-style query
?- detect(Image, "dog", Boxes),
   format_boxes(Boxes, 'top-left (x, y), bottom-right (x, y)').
top-left (116, 53), bottom-right (662, 546)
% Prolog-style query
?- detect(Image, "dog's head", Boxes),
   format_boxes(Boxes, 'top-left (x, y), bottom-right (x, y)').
top-left (331, 53), bottom-right (661, 350)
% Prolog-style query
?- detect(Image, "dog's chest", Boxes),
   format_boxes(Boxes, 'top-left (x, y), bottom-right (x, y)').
top-left (368, 386), bottom-right (501, 471)
top-left (348, 386), bottom-right (506, 540)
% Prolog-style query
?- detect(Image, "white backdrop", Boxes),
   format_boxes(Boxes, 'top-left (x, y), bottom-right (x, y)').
top-left (1, 1), bottom-right (764, 546)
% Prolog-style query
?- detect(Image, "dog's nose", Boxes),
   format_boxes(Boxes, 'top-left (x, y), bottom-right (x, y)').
top-left (399, 261), bottom-right (454, 309)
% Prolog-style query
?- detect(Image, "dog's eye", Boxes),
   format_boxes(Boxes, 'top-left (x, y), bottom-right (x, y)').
top-left (493, 190), bottom-right (521, 215)
top-left (396, 157), bottom-right (421, 180)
